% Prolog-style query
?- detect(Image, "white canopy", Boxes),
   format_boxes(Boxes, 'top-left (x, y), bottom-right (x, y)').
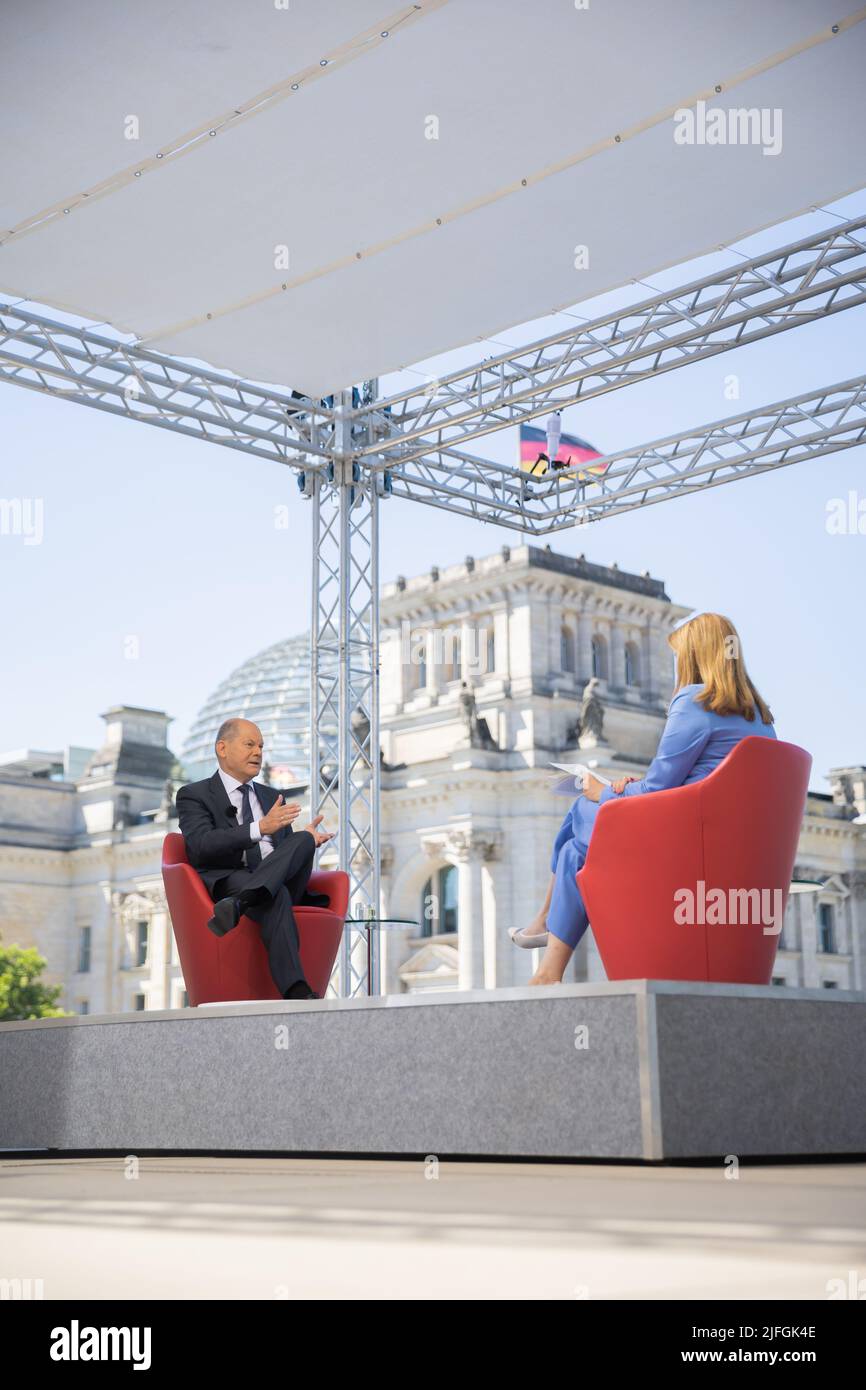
top-left (3, 0), bottom-right (865, 398)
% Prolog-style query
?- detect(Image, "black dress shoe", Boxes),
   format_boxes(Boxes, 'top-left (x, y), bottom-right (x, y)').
top-left (283, 981), bottom-right (319, 1000)
top-left (206, 896), bottom-right (242, 937)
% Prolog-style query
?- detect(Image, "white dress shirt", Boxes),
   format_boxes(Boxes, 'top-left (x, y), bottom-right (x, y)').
top-left (217, 767), bottom-right (274, 863)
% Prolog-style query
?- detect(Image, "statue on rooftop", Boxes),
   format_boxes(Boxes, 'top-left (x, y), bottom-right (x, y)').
top-left (459, 682), bottom-right (498, 750)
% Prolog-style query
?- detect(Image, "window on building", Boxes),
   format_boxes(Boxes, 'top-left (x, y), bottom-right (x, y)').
top-left (821, 980), bottom-right (838, 990)
top-left (181, 990), bottom-right (189, 1008)
top-left (485, 626), bottom-right (495, 676)
top-left (135, 921), bottom-right (149, 968)
top-left (818, 902), bottom-right (836, 954)
top-left (771, 976), bottom-right (786, 987)
top-left (420, 865), bottom-right (459, 937)
top-left (77, 925), bottom-right (91, 974)
top-left (77, 1000), bottom-right (90, 1015)
top-left (624, 641), bottom-right (640, 687)
top-left (560, 625), bottom-right (575, 674)
top-left (591, 634), bottom-right (608, 680)
top-left (416, 645), bottom-right (427, 691)
top-left (134, 993), bottom-right (146, 1010)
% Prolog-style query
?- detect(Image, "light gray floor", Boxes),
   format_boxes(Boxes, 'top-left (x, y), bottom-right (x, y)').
top-left (1, 1156), bottom-right (864, 1300)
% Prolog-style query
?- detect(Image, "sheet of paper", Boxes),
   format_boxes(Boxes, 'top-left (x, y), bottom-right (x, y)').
top-left (549, 761), bottom-right (612, 794)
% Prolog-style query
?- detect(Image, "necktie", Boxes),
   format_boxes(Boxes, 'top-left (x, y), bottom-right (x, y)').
top-left (239, 783), bottom-right (262, 868)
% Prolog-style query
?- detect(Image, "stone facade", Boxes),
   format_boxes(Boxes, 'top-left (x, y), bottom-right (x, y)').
top-left (0, 547), bottom-right (863, 1010)
top-left (0, 708), bottom-right (184, 1014)
top-left (377, 546), bottom-right (866, 994)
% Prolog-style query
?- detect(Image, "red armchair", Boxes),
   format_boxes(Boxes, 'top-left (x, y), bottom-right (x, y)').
top-left (577, 736), bottom-right (812, 984)
top-left (161, 832), bottom-right (348, 1004)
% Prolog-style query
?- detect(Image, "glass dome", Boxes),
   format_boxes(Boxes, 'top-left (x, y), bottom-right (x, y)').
top-left (181, 632), bottom-right (313, 785)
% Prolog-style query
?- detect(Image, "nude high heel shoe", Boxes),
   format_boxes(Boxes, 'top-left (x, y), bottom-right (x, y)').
top-left (508, 925), bottom-right (549, 948)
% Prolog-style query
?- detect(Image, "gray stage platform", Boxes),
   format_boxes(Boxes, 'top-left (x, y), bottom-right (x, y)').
top-left (1, 982), bottom-right (864, 1160)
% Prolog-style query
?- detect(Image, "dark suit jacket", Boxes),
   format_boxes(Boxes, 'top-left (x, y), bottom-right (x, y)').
top-left (176, 771), bottom-right (300, 895)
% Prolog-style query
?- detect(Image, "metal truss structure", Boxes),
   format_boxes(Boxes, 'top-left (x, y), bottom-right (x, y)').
top-left (384, 375), bottom-right (866, 533)
top-left (309, 390), bottom-right (382, 998)
top-left (361, 213), bottom-right (866, 467)
top-left (1, 211), bottom-right (864, 995)
top-left (0, 302), bottom-right (335, 467)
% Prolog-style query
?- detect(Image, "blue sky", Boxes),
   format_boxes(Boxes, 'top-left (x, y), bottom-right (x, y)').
top-left (1, 192), bottom-right (863, 792)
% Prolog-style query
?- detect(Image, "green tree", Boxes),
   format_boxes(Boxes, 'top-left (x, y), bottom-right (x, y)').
top-left (0, 939), bottom-right (71, 1020)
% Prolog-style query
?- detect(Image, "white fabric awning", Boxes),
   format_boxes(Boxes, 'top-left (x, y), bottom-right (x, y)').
top-left (2, 0), bottom-right (865, 398)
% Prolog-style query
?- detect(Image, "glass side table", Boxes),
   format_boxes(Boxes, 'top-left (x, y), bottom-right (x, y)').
top-left (340, 916), bottom-right (420, 995)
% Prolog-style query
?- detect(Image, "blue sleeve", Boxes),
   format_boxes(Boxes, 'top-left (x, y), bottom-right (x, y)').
top-left (598, 690), bottom-right (711, 803)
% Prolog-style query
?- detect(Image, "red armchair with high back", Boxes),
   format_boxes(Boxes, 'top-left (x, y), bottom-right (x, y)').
top-left (161, 832), bottom-right (348, 1004)
top-left (577, 736), bottom-right (811, 984)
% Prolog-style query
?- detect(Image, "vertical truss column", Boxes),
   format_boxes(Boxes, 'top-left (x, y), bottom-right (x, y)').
top-left (310, 389), bottom-right (381, 996)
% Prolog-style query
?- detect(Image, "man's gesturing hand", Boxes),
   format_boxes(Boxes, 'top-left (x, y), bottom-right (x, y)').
top-left (258, 796), bottom-right (302, 836)
top-left (302, 813), bottom-right (335, 848)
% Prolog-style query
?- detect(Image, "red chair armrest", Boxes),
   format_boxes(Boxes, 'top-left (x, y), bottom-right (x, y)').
top-left (578, 782), bottom-right (705, 933)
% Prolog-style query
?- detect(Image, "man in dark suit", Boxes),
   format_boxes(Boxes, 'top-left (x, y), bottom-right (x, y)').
top-left (176, 717), bottom-right (334, 1000)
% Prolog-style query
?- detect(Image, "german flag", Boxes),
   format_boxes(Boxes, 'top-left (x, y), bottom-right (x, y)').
top-left (519, 423), bottom-right (608, 479)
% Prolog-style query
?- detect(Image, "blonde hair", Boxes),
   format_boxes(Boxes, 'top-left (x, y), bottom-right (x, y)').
top-left (668, 613), bottom-right (773, 724)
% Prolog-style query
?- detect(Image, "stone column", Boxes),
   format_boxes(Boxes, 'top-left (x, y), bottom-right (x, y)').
top-left (423, 618), bottom-right (441, 697)
top-left (149, 886), bottom-right (170, 1011)
top-left (577, 608), bottom-right (593, 683)
top-left (850, 874), bottom-right (866, 994)
top-left (509, 597), bottom-right (534, 686)
top-left (95, 879), bottom-right (115, 1014)
top-left (610, 616), bottom-right (626, 691)
top-left (447, 829), bottom-right (501, 991)
top-left (460, 616), bottom-right (476, 683)
top-left (641, 619), bottom-right (654, 701)
top-left (548, 591), bottom-right (562, 676)
top-left (457, 843), bottom-right (484, 990)
top-left (480, 841), bottom-right (505, 989)
top-left (493, 603), bottom-right (510, 682)
top-left (799, 893), bottom-right (819, 988)
top-left (384, 624), bottom-right (406, 710)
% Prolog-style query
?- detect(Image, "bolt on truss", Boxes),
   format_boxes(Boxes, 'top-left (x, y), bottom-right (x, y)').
top-left (359, 213), bottom-right (866, 470)
top-left (382, 375), bottom-right (866, 532)
top-left (309, 390), bottom-right (382, 997)
top-left (0, 301), bottom-right (334, 467)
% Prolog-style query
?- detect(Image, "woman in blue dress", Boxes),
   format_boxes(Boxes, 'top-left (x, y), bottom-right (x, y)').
top-left (511, 611), bottom-right (777, 985)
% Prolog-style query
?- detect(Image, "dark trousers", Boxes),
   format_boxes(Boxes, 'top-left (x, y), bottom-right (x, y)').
top-left (210, 832), bottom-right (316, 995)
